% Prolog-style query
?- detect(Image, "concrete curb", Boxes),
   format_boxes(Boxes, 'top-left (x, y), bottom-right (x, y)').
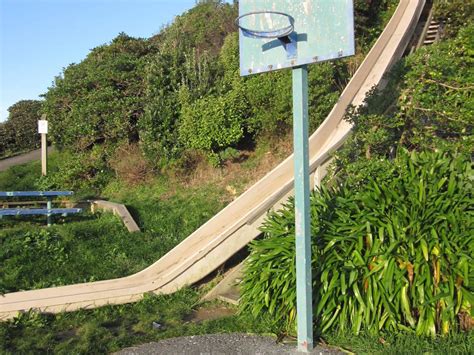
top-left (91, 200), bottom-right (140, 233)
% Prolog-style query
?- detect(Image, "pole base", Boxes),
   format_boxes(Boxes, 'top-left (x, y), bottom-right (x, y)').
top-left (298, 340), bottom-right (314, 353)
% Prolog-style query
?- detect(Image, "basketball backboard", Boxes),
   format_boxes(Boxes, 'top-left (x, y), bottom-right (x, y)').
top-left (238, 0), bottom-right (355, 76)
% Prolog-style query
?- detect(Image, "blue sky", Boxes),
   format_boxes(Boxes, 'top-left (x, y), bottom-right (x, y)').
top-left (0, 0), bottom-right (202, 122)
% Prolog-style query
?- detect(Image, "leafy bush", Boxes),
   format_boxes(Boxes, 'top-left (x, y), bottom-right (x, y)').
top-left (139, 0), bottom-right (395, 168)
top-left (240, 150), bottom-right (473, 336)
top-left (37, 147), bottom-right (112, 195)
top-left (179, 85), bottom-right (250, 165)
top-left (0, 123), bottom-right (14, 158)
top-left (139, 1), bottom-right (237, 167)
top-left (33, 0), bottom-right (411, 180)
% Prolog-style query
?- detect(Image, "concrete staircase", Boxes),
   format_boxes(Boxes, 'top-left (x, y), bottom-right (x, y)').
top-left (423, 20), bottom-right (442, 45)
top-left (202, 263), bottom-right (244, 305)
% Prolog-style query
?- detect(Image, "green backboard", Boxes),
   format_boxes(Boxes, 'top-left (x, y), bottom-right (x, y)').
top-left (238, 0), bottom-right (355, 76)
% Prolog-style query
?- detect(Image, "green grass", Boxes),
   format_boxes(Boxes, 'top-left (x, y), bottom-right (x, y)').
top-left (1, 288), bottom-right (471, 354)
top-left (1, 213), bottom-right (136, 292)
top-left (0, 153), bottom-right (232, 293)
top-left (0, 161), bottom-right (43, 191)
top-left (0, 289), bottom-right (271, 354)
top-left (1, 155), bottom-right (472, 354)
top-left (101, 176), bottom-right (229, 235)
top-left (0, 150), bottom-right (64, 191)
top-left (0, 184), bottom-right (231, 293)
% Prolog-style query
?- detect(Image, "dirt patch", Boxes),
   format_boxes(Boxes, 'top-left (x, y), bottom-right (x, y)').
top-left (184, 306), bottom-right (237, 323)
top-left (109, 143), bottom-right (153, 186)
top-left (54, 328), bottom-right (77, 341)
top-left (180, 134), bottom-right (293, 197)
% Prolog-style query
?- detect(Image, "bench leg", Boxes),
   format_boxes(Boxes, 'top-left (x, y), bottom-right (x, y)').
top-left (47, 197), bottom-right (52, 227)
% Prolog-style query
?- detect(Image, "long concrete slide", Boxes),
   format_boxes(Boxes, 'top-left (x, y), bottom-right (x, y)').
top-left (0, 0), bottom-right (425, 320)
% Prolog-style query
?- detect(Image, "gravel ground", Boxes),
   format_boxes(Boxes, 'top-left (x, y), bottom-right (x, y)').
top-left (116, 333), bottom-right (344, 355)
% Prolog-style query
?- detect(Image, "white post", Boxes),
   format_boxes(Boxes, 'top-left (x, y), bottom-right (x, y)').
top-left (38, 115), bottom-right (48, 176)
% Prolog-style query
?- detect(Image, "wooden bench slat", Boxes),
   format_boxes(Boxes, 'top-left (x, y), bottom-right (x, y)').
top-left (0, 191), bottom-right (74, 197)
top-left (0, 208), bottom-right (82, 216)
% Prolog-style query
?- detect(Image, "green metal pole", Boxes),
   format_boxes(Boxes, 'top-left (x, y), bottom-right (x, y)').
top-left (292, 65), bottom-right (313, 352)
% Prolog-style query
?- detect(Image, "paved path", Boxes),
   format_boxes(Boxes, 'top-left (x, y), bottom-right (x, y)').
top-left (0, 149), bottom-right (44, 172)
top-left (116, 334), bottom-right (343, 355)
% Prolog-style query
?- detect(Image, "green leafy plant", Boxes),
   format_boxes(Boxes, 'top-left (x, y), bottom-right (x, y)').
top-left (36, 147), bottom-right (112, 195)
top-left (139, 1), bottom-right (237, 167)
top-left (179, 86), bottom-right (250, 166)
top-left (240, 150), bottom-right (473, 336)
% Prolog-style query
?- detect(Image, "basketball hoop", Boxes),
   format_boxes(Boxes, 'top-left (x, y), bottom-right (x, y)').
top-left (235, 11), bottom-right (295, 39)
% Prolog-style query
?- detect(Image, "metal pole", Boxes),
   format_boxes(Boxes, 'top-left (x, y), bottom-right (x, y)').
top-left (41, 133), bottom-right (47, 176)
top-left (47, 196), bottom-right (52, 227)
top-left (292, 65), bottom-right (313, 352)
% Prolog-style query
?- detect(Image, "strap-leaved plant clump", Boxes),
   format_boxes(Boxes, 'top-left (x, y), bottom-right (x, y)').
top-left (240, 150), bottom-right (473, 336)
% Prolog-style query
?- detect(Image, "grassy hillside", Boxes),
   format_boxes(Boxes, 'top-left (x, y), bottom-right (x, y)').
top-left (35, 0), bottom-right (398, 193)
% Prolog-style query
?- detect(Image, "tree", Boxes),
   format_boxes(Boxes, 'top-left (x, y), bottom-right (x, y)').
top-left (0, 100), bottom-right (42, 157)
top-left (42, 33), bottom-right (155, 152)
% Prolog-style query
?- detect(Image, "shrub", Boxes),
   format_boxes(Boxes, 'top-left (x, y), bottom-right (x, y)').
top-left (178, 86), bottom-right (250, 166)
top-left (139, 1), bottom-right (237, 167)
top-left (0, 123), bottom-right (15, 158)
top-left (434, 0), bottom-right (474, 39)
top-left (42, 33), bottom-right (153, 151)
top-left (37, 147), bottom-right (112, 195)
top-left (240, 150), bottom-right (473, 336)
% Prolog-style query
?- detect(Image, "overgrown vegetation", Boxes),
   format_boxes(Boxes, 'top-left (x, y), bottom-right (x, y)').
top-left (333, 22), bottom-right (473, 185)
top-left (1, 215), bottom-right (134, 293)
top-left (27, 0), bottom-right (397, 189)
top-left (240, 7), bottom-right (474, 341)
top-left (42, 33), bottom-right (153, 152)
top-left (0, 158), bottom-right (45, 191)
top-left (241, 150), bottom-right (473, 336)
top-left (434, 0), bottom-right (474, 39)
